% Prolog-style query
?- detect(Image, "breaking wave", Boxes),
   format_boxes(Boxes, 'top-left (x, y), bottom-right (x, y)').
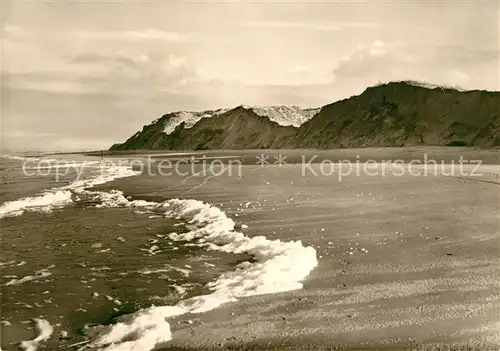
top-left (0, 191), bottom-right (74, 219)
top-left (1, 155), bottom-right (318, 351)
top-left (0, 159), bottom-right (140, 219)
top-left (83, 193), bottom-right (317, 351)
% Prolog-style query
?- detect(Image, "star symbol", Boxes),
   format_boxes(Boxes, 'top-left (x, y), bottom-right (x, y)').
top-left (256, 154), bottom-right (269, 166)
top-left (273, 153), bottom-right (287, 167)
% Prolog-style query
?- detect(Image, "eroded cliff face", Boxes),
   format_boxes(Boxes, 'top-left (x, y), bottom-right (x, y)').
top-left (110, 81), bottom-right (500, 151)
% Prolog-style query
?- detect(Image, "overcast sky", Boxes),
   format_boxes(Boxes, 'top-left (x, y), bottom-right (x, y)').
top-left (2, 0), bottom-right (499, 151)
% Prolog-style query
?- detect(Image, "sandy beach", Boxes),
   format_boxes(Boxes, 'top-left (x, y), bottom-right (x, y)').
top-left (88, 148), bottom-right (500, 350)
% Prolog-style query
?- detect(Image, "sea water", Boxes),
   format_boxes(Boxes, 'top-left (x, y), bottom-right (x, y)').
top-left (0, 154), bottom-right (317, 351)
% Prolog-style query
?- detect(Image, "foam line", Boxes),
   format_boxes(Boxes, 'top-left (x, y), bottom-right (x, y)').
top-left (19, 319), bottom-right (54, 351)
top-left (0, 161), bottom-right (141, 219)
top-left (84, 196), bottom-right (318, 351)
top-left (0, 191), bottom-right (73, 219)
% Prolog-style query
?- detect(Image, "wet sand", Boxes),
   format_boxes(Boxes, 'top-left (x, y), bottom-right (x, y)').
top-left (94, 148), bottom-right (500, 350)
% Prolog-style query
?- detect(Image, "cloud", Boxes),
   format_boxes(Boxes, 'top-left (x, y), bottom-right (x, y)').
top-left (1, 25), bottom-right (198, 42)
top-left (5, 74), bottom-right (98, 94)
top-left (332, 41), bottom-right (415, 81)
top-left (2, 24), bottom-right (23, 36)
top-left (289, 65), bottom-right (312, 74)
top-left (431, 46), bottom-right (499, 66)
top-left (368, 40), bottom-right (388, 57)
top-left (446, 69), bottom-right (470, 87)
top-left (71, 52), bottom-right (200, 92)
top-left (73, 29), bottom-right (198, 42)
top-left (6, 51), bottom-right (201, 95)
top-left (244, 20), bottom-right (379, 31)
top-left (330, 40), bottom-right (496, 91)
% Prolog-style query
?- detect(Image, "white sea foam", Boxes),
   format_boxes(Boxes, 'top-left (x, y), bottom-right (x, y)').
top-left (23, 161), bottom-right (100, 170)
top-left (0, 161), bottom-right (141, 219)
top-left (61, 163), bottom-right (141, 193)
top-left (1, 154), bottom-right (40, 161)
top-left (91, 189), bottom-right (155, 208)
top-left (171, 284), bottom-right (187, 295)
top-left (167, 265), bottom-right (192, 277)
top-left (0, 260), bottom-right (16, 267)
top-left (19, 318), bottom-right (54, 351)
top-left (5, 267), bottom-right (54, 286)
top-left (84, 197), bottom-right (318, 351)
top-left (138, 267), bottom-right (171, 275)
top-left (0, 191), bottom-right (73, 219)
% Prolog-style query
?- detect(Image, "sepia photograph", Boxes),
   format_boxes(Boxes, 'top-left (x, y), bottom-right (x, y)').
top-left (1, 1), bottom-right (499, 350)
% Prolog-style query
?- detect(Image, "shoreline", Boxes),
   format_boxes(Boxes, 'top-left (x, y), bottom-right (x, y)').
top-left (2, 150), bottom-right (498, 350)
top-left (92, 158), bottom-right (500, 351)
top-left (23, 145), bottom-right (500, 160)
